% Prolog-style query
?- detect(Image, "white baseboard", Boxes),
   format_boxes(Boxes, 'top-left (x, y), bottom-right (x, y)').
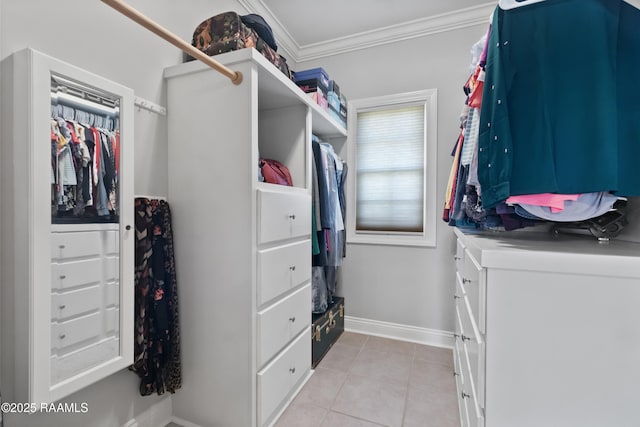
top-left (169, 416), bottom-right (203, 427)
top-left (345, 315), bottom-right (454, 349)
top-left (121, 396), bottom-right (172, 427)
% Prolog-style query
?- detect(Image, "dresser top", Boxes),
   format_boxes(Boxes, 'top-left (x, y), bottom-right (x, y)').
top-left (454, 227), bottom-right (640, 278)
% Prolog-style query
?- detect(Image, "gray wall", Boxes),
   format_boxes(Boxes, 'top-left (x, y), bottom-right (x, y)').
top-left (296, 24), bottom-right (640, 335)
top-left (296, 26), bottom-right (490, 333)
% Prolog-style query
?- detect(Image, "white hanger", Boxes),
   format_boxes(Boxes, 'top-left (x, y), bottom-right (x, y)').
top-left (499, 0), bottom-right (546, 9)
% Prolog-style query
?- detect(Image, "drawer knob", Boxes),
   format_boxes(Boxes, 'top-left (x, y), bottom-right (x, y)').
top-left (289, 367), bottom-right (296, 374)
top-left (59, 244), bottom-right (65, 249)
top-left (461, 392), bottom-right (471, 399)
top-left (462, 278), bottom-right (471, 284)
top-left (288, 214), bottom-right (296, 220)
top-left (454, 256), bottom-right (461, 261)
top-left (59, 304), bottom-right (66, 310)
top-left (125, 225), bottom-right (132, 231)
top-left (289, 265), bottom-right (296, 271)
top-left (454, 294), bottom-right (461, 300)
top-left (59, 334), bottom-right (66, 339)
top-left (453, 333), bottom-right (460, 340)
top-left (461, 335), bottom-right (472, 342)
top-left (289, 317), bottom-right (296, 323)
top-left (453, 371), bottom-right (459, 377)
top-left (59, 275), bottom-right (67, 280)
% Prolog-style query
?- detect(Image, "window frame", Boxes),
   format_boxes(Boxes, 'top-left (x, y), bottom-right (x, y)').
top-left (346, 89), bottom-right (438, 247)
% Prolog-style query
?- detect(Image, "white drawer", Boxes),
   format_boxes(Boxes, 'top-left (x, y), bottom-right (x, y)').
top-left (51, 285), bottom-right (101, 321)
top-left (105, 282), bottom-right (120, 307)
top-left (104, 230), bottom-right (119, 256)
top-left (51, 337), bottom-right (119, 385)
top-left (258, 284), bottom-right (311, 367)
top-left (257, 189), bottom-right (311, 244)
top-left (105, 256), bottom-right (119, 281)
top-left (455, 340), bottom-right (471, 427)
top-left (52, 312), bottom-right (101, 352)
top-left (454, 306), bottom-right (466, 387)
top-left (257, 330), bottom-right (310, 426)
top-left (457, 295), bottom-right (484, 422)
top-left (461, 248), bottom-right (485, 333)
top-left (51, 231), bottom-right (102, 260)
top-left (51, 258), bottom-right (102, 290)
top-left (104, 307), bottom-right (119, 334)
top-left (460, 339), bottom-right (485, 427)
top-left (257, 240), bottom-right (311, 305)
top-left (455, 238), bottom-right (466, 271)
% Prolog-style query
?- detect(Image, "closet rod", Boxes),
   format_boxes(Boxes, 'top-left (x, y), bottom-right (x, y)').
top-left (100, 0), bottom-right (243, 85)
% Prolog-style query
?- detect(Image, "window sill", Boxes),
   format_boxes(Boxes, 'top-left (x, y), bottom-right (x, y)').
top-left (347, 233), bottom-right (436, 248)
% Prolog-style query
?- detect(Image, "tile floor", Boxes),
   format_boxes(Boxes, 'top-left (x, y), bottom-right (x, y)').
top-left (274, 332), bottom-right (460, 427)
top-left (166, 332), bottom-right (460, 427)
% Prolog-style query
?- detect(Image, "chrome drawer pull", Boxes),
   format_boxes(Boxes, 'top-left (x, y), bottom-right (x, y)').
top-left (453, 333), bottom-right (460, 340)
top-left (59, 275), bottom-right (67, 280)
top-left (454, 256), bottom-right (461, 261)
top-left (289, 367), bottom-right (296, 374)
top-left (454, 294), bottom-right (461, 300)
top-left (289, 317), bottom-right (296, 323)
top-left (461, 335), bottom-right (472, 342)
top-left (59, 334), bottom-right (66, 339)
top-left (288, 214), bottom-right (296, 220)
top-left (462, 278), bottom-right (471, 284)
top-left (461, 392), bottom-right (471, 399)
top-left (453, 371), bottom-right (459, 377)
top-left (289, 265), bottom-right (296, 271)
top-left (59, 304), bottom-right (66, 310)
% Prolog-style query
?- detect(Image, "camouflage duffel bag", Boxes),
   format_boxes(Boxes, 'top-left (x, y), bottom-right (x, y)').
top-left (190, 11), bottom-right (293, 80)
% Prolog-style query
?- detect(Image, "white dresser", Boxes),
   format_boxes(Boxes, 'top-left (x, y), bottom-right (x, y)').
top-left (453, 227), bottom-right (640, 427)
top-left (1, 48), bottom-right (134, 405)
top-left (165, 49), bottom-right (347, 427)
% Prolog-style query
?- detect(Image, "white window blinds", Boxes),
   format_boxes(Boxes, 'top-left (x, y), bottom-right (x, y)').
top-left (356, 104), bottom-right (425, 233)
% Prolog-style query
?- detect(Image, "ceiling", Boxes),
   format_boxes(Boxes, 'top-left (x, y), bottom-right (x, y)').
top-left (237, 0), bottom-right (497, 62)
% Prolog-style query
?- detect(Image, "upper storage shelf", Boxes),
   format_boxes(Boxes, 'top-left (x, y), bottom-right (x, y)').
top-left (164, 48), bottom-right (347, 139)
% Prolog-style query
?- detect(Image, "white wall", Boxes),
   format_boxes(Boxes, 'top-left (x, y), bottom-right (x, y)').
top-left (0, 1), bottom-right (245, 426)
top-left (1, 1), bottom-right (638, 425)
top-left (295, 25), bottom-right (640, 335)
top-left (296, 25), bottom-right (490, 334)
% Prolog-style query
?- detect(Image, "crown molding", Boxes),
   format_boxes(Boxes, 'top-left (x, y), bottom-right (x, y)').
top-left (236, 1), bottom-right (496, 63)
top-left (235, 0), bottom-right (301, 61)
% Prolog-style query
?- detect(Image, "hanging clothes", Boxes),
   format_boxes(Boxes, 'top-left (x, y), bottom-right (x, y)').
top-left (50, 94), bottom-right (120, 223)
top-left (478, 0), bottom-right (640, 208)
top-left (311, 136), bottom-right (347, 313)
top-left (131, 198), bottom-right (182, 396)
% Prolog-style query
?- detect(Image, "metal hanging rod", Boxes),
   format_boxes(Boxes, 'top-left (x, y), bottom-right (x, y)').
top-left (51, 74), bottom-right (120, 108)
top-left (100, 0), bottom-right (243, 85)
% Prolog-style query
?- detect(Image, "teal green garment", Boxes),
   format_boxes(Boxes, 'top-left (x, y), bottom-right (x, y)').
top-left (478, 0), bottom-right (640, 208)
top-left (311, 205), bottom-right (320, 256)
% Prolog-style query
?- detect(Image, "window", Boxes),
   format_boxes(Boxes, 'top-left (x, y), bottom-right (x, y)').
top-left (347, 90), bottom-right (437, 247)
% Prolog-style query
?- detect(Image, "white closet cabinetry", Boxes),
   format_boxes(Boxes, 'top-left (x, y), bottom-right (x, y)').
top-left (453, 228), bottom-right (640, 427)
top-left (165, 48), bottom-right (347, 427)
top-left (0, 48), bottom-right (134, 405)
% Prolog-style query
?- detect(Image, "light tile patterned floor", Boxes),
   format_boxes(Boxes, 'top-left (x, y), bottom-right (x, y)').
top-left (274, 332), bottom-right (460, 427)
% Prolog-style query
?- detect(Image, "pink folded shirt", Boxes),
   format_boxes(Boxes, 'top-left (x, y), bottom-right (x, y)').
top-left (506, 193), bottom-right (580, 213)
